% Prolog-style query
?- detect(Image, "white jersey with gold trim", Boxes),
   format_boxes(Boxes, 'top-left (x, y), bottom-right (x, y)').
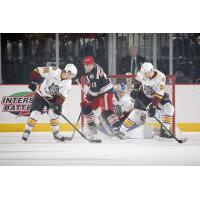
top-left (135, 69), bottom-right (166, 99)
top-left (36, 66), bottom-right (72, 99)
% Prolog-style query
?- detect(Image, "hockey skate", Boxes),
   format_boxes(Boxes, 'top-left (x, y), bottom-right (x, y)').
top-left (85, 124), bottom-right (100, 141)
top-left (53, 130), bottom-right (66, 142)
top-left (159, 128), bottom-right (172, 138)
top-left (22, 129), bottom-right (30, 141)
top-left (112, 127), bottom-right (125, 140)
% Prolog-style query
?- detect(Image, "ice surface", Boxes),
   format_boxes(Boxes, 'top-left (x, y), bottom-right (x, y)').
top-left (0, 132), bottom-right (200, 165)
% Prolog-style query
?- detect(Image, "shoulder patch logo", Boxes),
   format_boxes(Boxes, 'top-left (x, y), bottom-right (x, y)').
top-left (90, 74), bottom-right (94, 79)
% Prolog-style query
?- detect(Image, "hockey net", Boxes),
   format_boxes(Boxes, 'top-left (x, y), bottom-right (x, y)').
top-left (81, 74), bottom-right (176, 134)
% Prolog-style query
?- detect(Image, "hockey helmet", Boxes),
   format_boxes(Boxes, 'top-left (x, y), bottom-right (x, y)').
top-left (83, 56), bottom-right (95, 65)
top-left (140, 62), bottom-right (154, 73)
top-left (64, 63), bottom-right (77, 78)
top-left (118, 82), bottom-right (126, 92)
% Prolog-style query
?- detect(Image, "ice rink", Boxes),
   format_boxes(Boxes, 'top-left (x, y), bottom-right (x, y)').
top-left (0, 132), bottom-right (200, 165)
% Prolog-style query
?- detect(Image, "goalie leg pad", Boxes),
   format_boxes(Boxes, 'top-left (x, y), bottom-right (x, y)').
top-left (120, 109), bottom-right (146, 133)
top-left (128, 109), bottom-right (147, 126)
top-left (101, 110), bottom-right (121, 129)
top-left (98, 115), bottom-right (113, 136)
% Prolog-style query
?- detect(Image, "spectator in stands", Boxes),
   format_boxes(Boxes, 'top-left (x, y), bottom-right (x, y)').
top-left (95, 38), bottom-right (106, 69)
top-left (174, 70), bottom-right (193, 84)
top-left (191, 35), bottom-right (200, 81)
top-left (118, 46), bottom-right (145, 74)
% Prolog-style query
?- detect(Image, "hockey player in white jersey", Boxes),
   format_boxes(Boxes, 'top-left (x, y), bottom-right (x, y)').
top-left (22, 64), bottom-right (77, 142)
top-left (120, 62), bottom-right (174, 138)
top-left (114, 82), bottom-right (134, 122)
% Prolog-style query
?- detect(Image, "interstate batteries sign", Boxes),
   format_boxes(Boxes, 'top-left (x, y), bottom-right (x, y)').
top-left (1, 91), bottom-right (34, 116)
top-left (0, 85), bottom-right (81, 127)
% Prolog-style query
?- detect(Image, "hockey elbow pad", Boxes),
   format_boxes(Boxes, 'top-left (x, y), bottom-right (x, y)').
top-left (28, 81), bottom-right (38, 92)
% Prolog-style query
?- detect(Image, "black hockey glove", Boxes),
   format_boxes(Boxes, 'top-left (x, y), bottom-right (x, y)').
top-left (28, 81), bottom-right (38, 92)
top-left (147, 103), bottom-right (156, 117)
top-left (130, 89), bottom-right (140, 99)
top-left (54, 105), bottom-right (62, 115)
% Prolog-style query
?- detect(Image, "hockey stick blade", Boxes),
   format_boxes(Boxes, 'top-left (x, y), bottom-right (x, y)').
top-left (177, 138), bottom-right (187, 143)
top-left (89, 139), bottom-right (102, 143)
top-left (64, 136), bottom-right (73, 141)
top-left (135, 98), bottom-right (187, 144)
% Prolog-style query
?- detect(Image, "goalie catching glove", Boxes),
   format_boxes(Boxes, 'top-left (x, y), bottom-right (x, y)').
top-left (147, 103), bottom-right (156, 117)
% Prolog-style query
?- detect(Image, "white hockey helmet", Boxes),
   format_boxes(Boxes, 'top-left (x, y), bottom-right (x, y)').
top-left (64, 63), bottom-right (77, 78)
top-left (140, 62), bottom-right (154, 73)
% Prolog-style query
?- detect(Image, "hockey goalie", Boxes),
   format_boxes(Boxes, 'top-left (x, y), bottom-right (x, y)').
top-left (113, 82), bottom-right (134, 122)
top-left (22, 64), bottom-right (77, 142)
top-left (120, 62), bottom-right (175, 138)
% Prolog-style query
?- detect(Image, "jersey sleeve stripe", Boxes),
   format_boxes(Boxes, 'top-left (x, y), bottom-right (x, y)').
top-left (154, 93), bottom-right (163, 99)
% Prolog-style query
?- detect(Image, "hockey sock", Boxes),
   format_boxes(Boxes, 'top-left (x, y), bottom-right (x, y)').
top-left (84, 112), bottom-right (95, 126)
top-left (50, 117), bottom-right (59, 132)
top-left (163, 115), bottom-right (173, 130)
top-left (25, 110), bottom-right (40, 131)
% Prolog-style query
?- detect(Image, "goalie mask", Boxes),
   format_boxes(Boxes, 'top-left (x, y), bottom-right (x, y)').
top-left (117, 82), bottom-right (127, 97)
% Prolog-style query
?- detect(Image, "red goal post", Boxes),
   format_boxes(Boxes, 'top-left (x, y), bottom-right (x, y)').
top-left (80, 74), bottom-right (176, 134)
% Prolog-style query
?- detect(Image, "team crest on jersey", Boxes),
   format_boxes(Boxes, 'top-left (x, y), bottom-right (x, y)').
top-left (48, 83), bottom-right (60, 96)
top-left (90, 74), bottom-right (94, 79)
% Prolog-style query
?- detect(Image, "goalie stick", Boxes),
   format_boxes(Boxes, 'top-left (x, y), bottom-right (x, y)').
top-left (36, 91), bottom-right (102, 143)
top-left (135, 98), bottom-right (187, 144)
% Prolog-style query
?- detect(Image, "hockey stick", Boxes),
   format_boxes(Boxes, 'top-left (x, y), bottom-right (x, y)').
top-left (68, 111), bottom-right (82, 140)
top-left (135, 98), bottom-right (187, 144)
top-left (36, 91), bottom-right (101, 143)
